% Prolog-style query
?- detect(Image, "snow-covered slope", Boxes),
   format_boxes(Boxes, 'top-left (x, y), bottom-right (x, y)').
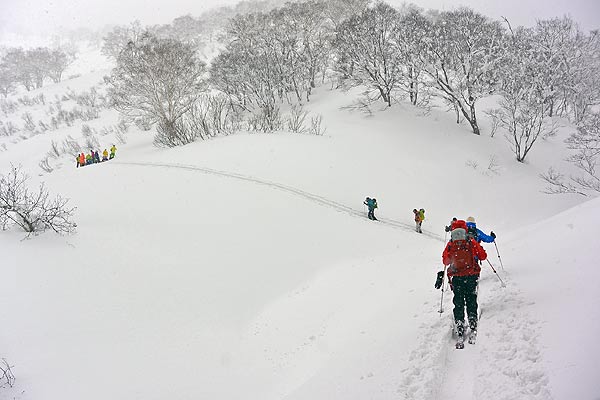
top-left (0, 49), bottom-right (598, 400)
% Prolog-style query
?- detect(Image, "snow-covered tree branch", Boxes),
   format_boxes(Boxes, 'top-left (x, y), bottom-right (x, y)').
top-left (0, 165), bottom-right (77, 235)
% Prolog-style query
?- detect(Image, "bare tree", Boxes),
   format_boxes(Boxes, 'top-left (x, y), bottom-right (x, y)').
top-left (542, 112), bottom-right (600, 195)
top-left (101, 21), bottom-right (144, 61)
top-left (0, 165), bottom-right (77, 235)
top-left (496, 92), bottom-right (557, 163)
top-left (334, 2), bottom-right (402, 107)
top-left (107, 33), bottom-right (207, 147)
top-left (421, 8), bottom-right (506, 135)
top-left (392, 5), bottom-right (430, 106)
top-left (0, 61), bottom-right (16, 97)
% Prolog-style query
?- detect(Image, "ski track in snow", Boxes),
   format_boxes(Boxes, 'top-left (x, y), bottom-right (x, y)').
top-left (114, 161), bottom-right (444, 241)
top-left (109, 161), bottom-right (551, 399)
top-left (396, 272), bottom-right (553, 400)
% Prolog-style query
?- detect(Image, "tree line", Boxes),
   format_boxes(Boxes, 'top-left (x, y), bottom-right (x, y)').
top-left (0, 47), bottom-right (76, 96)
top-left (103, 0), bottom-right (599, 170)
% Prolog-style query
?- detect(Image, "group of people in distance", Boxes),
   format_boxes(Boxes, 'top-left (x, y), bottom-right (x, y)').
top-left (76, 145), bottom-right (117, 168)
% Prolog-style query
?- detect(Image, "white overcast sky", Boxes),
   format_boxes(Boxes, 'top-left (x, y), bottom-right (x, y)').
top-left (1, 0), bottom-right (599, 41)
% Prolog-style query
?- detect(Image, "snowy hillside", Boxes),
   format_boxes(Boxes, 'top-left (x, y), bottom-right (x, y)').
top-left (1, 47), bottom-right (599, 400)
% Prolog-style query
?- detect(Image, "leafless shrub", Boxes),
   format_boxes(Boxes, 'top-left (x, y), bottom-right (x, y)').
top-left (153, 119), bottom-right (199, 147)
top-left (180, 100), bottom-right (212, 140)
top-left (309, 114), bottom-right (326, 136)
top-left (287, 104), bottom-right (309, 134)
top-left (0, 358), bottom-right (15, 388)
top-left (82, 107), bottom-right (100, 120)
top-left (21, 112), bottom-right (36, 132)
top-left (540, 167), bottom-right (588, 196)
top-left (209, 95), bottom-right (241, 136)
top-left (0, 164), bottom-right (77, 235)
top-left (84, 135), bottom-right (100, 151)
top-left (484, 108), bottom-right (502, 137)
top-left (39, 157), bottom-right (53, 173)
top-left (49, 140), bottom-right (61, 158)
top-left (38, 120), bottom-right (49, 132)
top-left (341, 96), bottom-right (373, 116)
top-left (0, 99), bottom-right (19, 115)
top-left (466, 159), bottom-right (479, 170)
top-left (62, 135), bottom-right (81, 154)
top-left (486, 155), bottom-right (501, 175)
top-left (541, 112), bottom-right (600, 195)
top-left (115, 127), bottom-right (127, 144)
top-left (117, 120), bottom-right (129, 134)
top-left (0, 121), bottom-right (16, 136)
top-left (248, 105), bottom-right (282, 133)
top-left (75, 88), bottom-right (99, 108)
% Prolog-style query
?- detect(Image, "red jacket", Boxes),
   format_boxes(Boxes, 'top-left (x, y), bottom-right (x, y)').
top-left (442, 238), bottom-right (487, 277)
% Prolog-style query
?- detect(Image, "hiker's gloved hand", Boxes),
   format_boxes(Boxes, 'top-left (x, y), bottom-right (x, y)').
top-left (434, 270), bottom-right (444, 289)
top-left (490, 231), bottom-right (496, 239)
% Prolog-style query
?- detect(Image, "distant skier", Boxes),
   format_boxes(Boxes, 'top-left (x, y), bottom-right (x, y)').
top-left (364, 197), bottom-right (378, 221)
top-left (413, 208), bottom-right (424, 233)
top-left (465, 216), bottom-right (496, 243)
top-left (94, 150), bottom-right (101, 163)
top-left (109, 144), bottom-right (117, 160)
top-left (441, 219), bottom-right (487, 348)
top-left (102, 149), bottom-right (109, 162)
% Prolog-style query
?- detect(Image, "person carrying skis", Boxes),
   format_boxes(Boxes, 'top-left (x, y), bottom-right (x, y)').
top-left (441, 220), bottom-right (487, 348)
top-left (413, 208), bottom-right (423, 233)
top-left (466, 216), bottom-right (496, 243)
top-left (364, 197), bottom-right (378, 221)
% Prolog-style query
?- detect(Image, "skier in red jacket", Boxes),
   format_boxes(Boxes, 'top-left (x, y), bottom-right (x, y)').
top-left (442, 220), bottom-right (487, 345)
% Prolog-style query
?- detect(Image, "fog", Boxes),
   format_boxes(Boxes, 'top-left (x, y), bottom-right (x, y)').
top-left (1, 0), bottom-right (598, 44)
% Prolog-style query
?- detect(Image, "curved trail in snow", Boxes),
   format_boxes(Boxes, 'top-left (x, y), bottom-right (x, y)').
top-left (114, 161), bottom-right (444, 242)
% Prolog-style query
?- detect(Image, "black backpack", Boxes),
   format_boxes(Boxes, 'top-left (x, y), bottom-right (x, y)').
top-left (466, 224), bottom-right (478, 241)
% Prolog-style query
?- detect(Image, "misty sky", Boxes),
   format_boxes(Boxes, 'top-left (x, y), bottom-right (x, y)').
top-left (1, 0), bottom-right (599, 42)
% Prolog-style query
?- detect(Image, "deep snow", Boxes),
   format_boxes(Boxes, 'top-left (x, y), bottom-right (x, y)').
top-left (1, 48), bottom-right (599, 400)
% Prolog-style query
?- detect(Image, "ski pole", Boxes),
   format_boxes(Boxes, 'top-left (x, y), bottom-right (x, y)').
top-left (486, 259), bottom-right (506, 287)
top-left (494, 241), bottom-right (505, 271)
top-left (437, 228), bottom-right (451, 314)
top-left (438, 264), bottom-right (447, 314)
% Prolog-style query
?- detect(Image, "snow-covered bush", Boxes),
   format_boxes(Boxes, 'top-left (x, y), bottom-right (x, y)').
top-left (0, 165), bottom-right (77, 235)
